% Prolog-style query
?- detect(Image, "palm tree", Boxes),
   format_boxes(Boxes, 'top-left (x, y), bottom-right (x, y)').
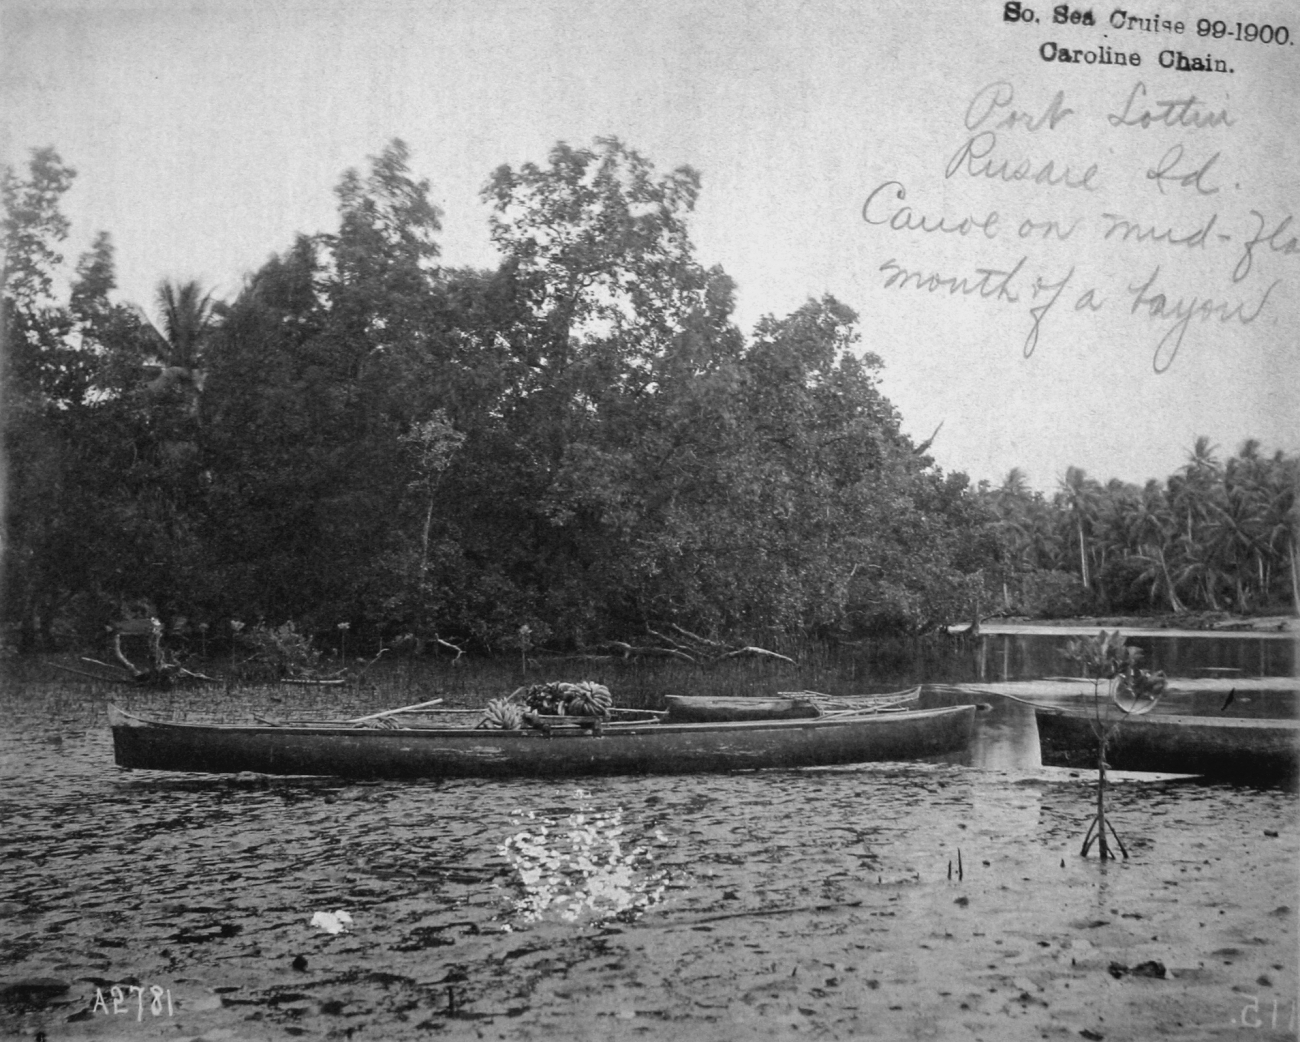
top-left (1257, 450), bottom-right (1299, 614)
top-left (152, 278), bottom-right (218, 371)
top-left (1186, 435), bottom-right (1220, 474)
top-left (1175, 537), bottom-right (1224, 611)
top-left (1158, 438), bottom-right (1232, 610)
top-left (1205, 441), bottom-right (1276, 611)
top-left (990, 468), bottom-right (1033, 609)
top-left (999, 467), bottom-right (1030, 500)
top-left (1057, 466), bottom-right (1100, 591)
top-left (1171, 436), bottom-right (1221, 541)
top-left (1018, 492), bottom-right (1061, 572)
top-left (1096, 479), bottom-right (1135, 587)
top-left (1205, 484), bottom-right (1264, 612)
top-left (155, 279), bottom-right (217, 370)
top-left (133, 279), bottom-right (220, 403)
top-left (1131, 480), bottom-right (1188, 613)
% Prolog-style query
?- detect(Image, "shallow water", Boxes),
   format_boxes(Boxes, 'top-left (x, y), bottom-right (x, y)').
top-left (973, 629), bottom-right (1295, 683)
top-left (2, 634), bottom-right (1297, 1040)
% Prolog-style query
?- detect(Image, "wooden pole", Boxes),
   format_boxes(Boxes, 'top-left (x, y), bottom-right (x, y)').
top-left (346, 697), bottom-right (444, 724)
top-left (1096, 734), bottom-right (1110, 860)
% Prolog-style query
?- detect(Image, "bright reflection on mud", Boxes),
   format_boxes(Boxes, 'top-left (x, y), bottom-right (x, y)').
top-left (499, 789), bottom-right (669, 924)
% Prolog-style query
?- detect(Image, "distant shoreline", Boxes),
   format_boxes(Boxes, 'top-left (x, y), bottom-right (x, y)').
top-left (948, 614), bottom-right (1298, 639)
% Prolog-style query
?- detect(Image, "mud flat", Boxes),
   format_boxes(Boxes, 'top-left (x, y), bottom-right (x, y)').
top-left (446, 772), bottom-right (1298, 1042)
top-left (2, 744), bottom-right (1295, 1041)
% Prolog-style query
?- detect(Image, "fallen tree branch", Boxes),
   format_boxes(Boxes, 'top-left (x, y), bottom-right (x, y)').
top-left (639, 624), bottom-right (796, 666)
top-left (601, 640), bottom-right (697, 663)
top-left (81, 656), bottom-right (128, 673)
top-left (668, 622), bottom-right (727, 649)
top-left (646, 627), bottom-right (693, 652)
top-left (720, 646), bottom-right (796, 664)
top-left (434, 637), bottom-right (464, 661)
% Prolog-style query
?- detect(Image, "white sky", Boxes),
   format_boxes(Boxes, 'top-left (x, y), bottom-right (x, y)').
top-left (3, 0), bottom-right (1297, 491)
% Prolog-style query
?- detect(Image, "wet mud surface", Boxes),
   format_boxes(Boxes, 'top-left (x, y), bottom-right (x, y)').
top-left (2, 682), bottom-right (1297, 1041)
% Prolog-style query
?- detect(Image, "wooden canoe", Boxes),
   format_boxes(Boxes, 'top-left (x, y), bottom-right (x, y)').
top-left (1034, 707), bottom-right (1300, 785)
top-left (107, 702), bottom-right (974, 780)
top-left (664, 686), bottom-right (921, 722)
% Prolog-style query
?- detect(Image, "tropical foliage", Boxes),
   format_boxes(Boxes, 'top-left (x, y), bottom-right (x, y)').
top-left (981, 440), bottom-right (1298, 618)
top-left (3, 141), bottom-right (1295, 655)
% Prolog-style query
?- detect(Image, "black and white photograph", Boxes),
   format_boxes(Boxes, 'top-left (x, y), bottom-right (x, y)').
top-left (2, 0), bottom-right (1297, 1038)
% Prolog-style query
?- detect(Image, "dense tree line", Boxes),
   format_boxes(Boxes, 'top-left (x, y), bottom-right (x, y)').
top-left (2, 140), bottom-right (1295, 655)
top-left (983, 442), bottom-right (1298, 618)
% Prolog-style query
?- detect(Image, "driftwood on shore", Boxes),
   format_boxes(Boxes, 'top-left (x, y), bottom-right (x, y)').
top-left (55, 619), bottom-right (224, 688)
top-left (591, 625), bottom-right (795, 666)
top-left (59, 618), bottom-right (348, 689)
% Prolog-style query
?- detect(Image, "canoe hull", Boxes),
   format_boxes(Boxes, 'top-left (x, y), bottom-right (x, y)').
top-left (1034, 708), bottom-right (1300, 785)
top-left (664, 686), bottom-right (919, 723)
top-left (109, 703), bottom-right (975, 780)
top-left (664, 695), bottom-right (821, 722)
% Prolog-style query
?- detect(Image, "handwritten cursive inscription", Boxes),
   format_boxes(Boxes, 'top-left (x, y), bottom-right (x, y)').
top-left (945, 132), bottom-right (1101, 191)
top-left (1145, 144), bottom-right (1222, 195)
top-left (879, 256), bottom-right (1027, 301)
top-left (1107, 82), bottom-right (1234, 129)
top-left (1022, 267), bottom-right (1078, 359)
top-left (1233, 212), bottom-right (1300, 283)
top-left (860, 54), bottom-right (1286, 374)
top-left (863, 182), bottom-right (1000, 238)
top-left (965, 81), bottom-right (1075, 133)
top-left (1127, 267), bottom-right (1278, 372)
top-left (1101, 211), bottom-right (1222, 249)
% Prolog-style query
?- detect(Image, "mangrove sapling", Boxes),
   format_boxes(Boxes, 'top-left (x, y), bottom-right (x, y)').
top-left (230, 621), bottom-right (347, 684)
top-left (1062, 631), bottom-right (1167, 860)
top-left (518, 624), bottom-right (533, 677)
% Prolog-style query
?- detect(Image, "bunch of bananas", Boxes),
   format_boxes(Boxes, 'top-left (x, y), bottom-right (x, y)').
top-left (517, 683), bottom-right (569, 715)
top-left (476, 698), bottom-right (525, 730)
top-left (514, 681), bottom-right (613, 718)
top-left (566, 681), bottom-right (613, 717)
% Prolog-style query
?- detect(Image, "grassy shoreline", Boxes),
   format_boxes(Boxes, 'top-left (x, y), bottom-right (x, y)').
top-left (2, 650), bottom-right (941, 719)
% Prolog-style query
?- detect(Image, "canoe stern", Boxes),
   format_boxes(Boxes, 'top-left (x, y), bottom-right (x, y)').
top-left (1035, 708), bottom-right (1300, 785)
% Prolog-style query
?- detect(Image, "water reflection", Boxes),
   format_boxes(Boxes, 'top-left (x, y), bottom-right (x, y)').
top-left (967, 697), bottom-right (1042, 772)
top-left (974, 631), bottom-right (1296, 682)
top-left (499, 789), bottom-right (669, 925)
